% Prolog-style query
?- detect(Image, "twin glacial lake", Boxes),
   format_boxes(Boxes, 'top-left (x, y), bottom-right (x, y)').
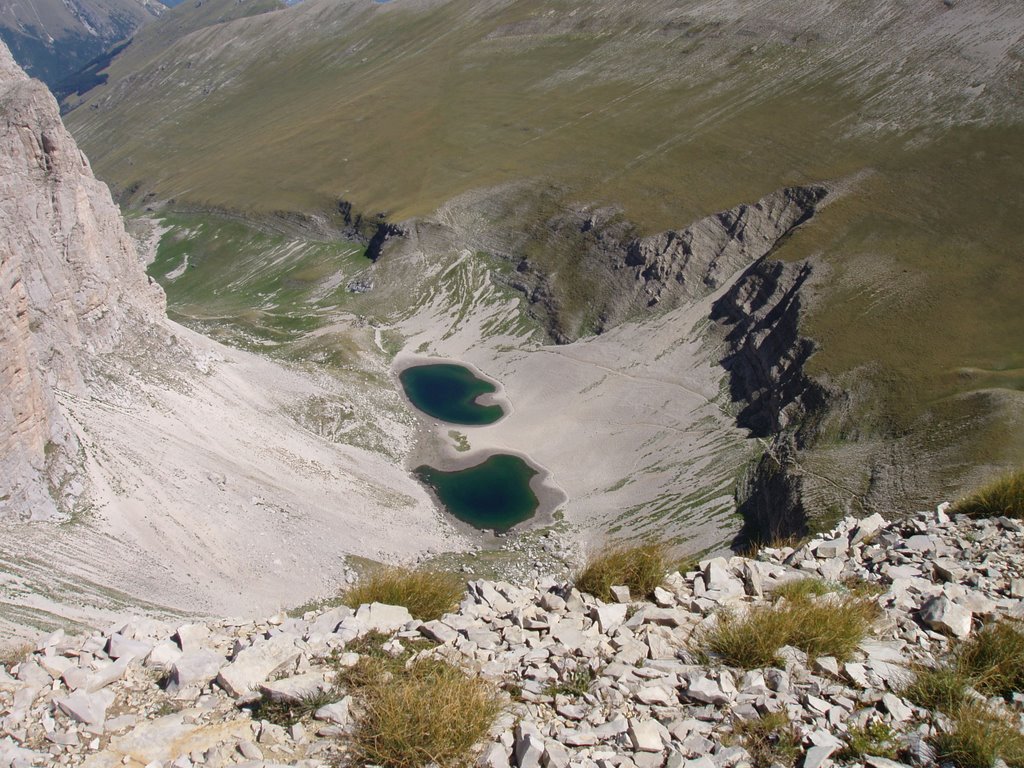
top-left (399, 362), bottom-right (544, 533)
top-left (398, 363), bottom-right (504, 425)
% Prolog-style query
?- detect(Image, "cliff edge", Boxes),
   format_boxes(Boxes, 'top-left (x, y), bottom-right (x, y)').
top-left (0, 40), bottom-right (166, 521)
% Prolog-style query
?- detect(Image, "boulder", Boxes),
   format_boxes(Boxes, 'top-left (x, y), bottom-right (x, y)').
top-left (919, 596), bottom-right (972, 638)
top-left (167, 649), bottom-right (225, 693)
top-left (355, 602), bottom-right (414, 633)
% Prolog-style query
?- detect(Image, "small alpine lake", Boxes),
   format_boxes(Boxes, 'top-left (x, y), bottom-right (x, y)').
top-left (414, 454), bottom-right (540, 533)
top-left (398, 363), bottom-right (504, 426)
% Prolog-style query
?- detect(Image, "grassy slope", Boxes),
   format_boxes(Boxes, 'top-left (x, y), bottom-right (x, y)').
top-left (66, 0), bottom-right (1024, 505)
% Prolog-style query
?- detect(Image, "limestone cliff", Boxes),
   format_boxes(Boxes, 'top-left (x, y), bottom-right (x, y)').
top-left (0, 41), bottom-right (166, 521)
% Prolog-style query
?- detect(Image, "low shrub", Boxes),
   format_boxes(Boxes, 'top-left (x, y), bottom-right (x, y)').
top-left (952, 468), bottom-right (1024, 520)
top-left (343, 567), bottom-right (464, 621)
top-left (575, 541), bottom-right (668, 602)
top-left (931, 703), bottom-right (1024, 768)
top-left (730, 712), bottom-right (802, 768)
top-left (351, 658), bottom-right (501, 768)
top-left (700, 594), bottom-right (876, 669)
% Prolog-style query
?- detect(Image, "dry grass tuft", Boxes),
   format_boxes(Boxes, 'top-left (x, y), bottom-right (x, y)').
top-left (575, 542), bottom-right (668, 602)
top-left (351, 658), bottom-right (501, 768)
top-left (952, 468), bottom-right (1024, 519)
top-left (700, 593), bottom-right (877, 669)
top-left (0, 643), bottom-right (33, 670)
top-left (931, 702), bottom-right (1024, 768)
top-left (343, 567), bottom-right (464, 622)
top-left (730, 712), bottom-right (802, 768)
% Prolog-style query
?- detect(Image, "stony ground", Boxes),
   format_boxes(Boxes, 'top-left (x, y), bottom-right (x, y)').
top-left (3, 505), bottom-right (1023, 768)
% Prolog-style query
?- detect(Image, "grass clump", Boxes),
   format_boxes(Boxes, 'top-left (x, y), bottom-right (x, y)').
top-left (904, 665), bottom-right (970, 713)
top-left (771, 578), bottom-right (835, 602)
top-left (931, 703), bottom-right (1024, 768)
top-left (901, 622), bottom-right (1024, 768)
top-left (836, 721), bottom-right (899, 762)
top-left (700, 594), bottom-right (877, 669)
top-left (956, 621), bottom-right (1024, 700)
top-left (952, 468), bottom-right (1024, 519)
top-left (904, 622), bottom-right (1024, 712)
top-left (729, 712), bottom-right (802, 768)
top-left (575, 541), bottom-right (668, 602)
top-left (352, 658), bottom-right (501, 768)
top-left (343, 567), bottom-right (464, 622)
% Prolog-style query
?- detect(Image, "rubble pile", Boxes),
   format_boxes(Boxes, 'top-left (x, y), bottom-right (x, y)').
top-left (3, 505), bottom-right (1023, 768)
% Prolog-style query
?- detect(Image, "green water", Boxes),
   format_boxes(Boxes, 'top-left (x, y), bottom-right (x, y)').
top-left (415, 455), bottom-right (540, 532)
top-left (399, 363), bottom-right (504, 425)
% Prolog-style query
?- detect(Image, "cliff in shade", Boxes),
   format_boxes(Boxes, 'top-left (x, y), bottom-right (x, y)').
top-left (0, 41), bottom-right (166, 522)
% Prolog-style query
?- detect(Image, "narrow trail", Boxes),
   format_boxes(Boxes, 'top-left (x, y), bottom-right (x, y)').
top-left (537, 347), bottom-right (715, 406)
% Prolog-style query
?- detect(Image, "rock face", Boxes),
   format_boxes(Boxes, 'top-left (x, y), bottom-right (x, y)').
top-left (499, 185), bottom-right (827, 343)
top-left (620, 186), bottom-right (827, 320)
top-left (711, 256), bottom-right (832, 544)
top-left (0, 41), bottom-right (166, 521)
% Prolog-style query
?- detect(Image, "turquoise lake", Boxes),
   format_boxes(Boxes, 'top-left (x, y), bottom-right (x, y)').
top-left (414, 455), bottom-right (540, 532)
top-left (399, 363), bottom-right (504, 425)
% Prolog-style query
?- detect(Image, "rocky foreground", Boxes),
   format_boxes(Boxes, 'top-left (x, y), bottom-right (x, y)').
top-left (3, 505), bottom-right (1023, 768)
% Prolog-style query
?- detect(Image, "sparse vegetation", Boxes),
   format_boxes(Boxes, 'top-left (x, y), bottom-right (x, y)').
top-left (544, 666), bottom-right (596, 698)
top-left (575, 541), bottom-right (668, 602)
top-left (905, 622), bottom-right (1024, 712)
top-left (901, 622), bottom-right (1024, 768)
top-left (250, 688), bottom-right (338, 727)
top-left (836, 721), bottom-right (899, 762)
top-left (771, 578), bottom-right (834, 602)
top-left (448, 430), bottom-right (471, 452)
top-left (952, 469), bottom-right (1024, 520)
top-left (729, 712), bottom-right (802, 768)
top-left (700, 593), bottom-right (877, 669)
top-left (343, 567), bottom-right (464, 622)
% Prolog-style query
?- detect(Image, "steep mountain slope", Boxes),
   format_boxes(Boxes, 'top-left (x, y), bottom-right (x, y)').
top-left (60, 0), bottom-right (1024, 531)
top-left (0, 0), bottom-right (164, 87)
top-left (0, 42), bottom-right (467, 639)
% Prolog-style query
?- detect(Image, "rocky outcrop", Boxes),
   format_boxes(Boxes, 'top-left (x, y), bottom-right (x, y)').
top-left (0, 41), bottom-right (166, 521)
top-left (497, 185), bottom-right (827, 343)
top-left (710, 257), bottom-right (832, 545)
top-left (619, 186), bottom-right (827, 320)
top-left (711, 259), bottom-right (828, 439)
top-left (3, 505), bottom-right (1022, 765)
